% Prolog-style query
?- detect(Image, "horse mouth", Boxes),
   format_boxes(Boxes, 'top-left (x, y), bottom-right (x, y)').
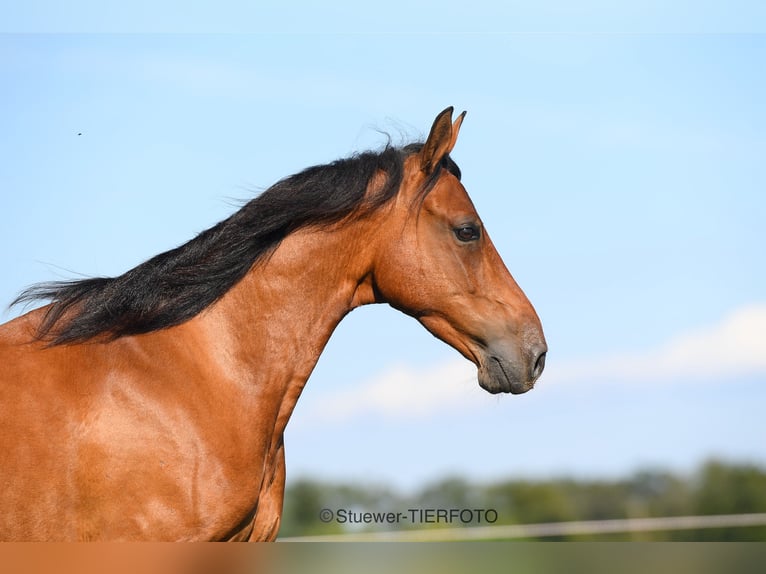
top-left (478, 356), bottom-right (536, 395)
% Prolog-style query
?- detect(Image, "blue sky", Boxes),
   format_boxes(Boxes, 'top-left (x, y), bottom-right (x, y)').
top-left (1, 20), bottom-right (765, 490)
top-left (3, 1), bottom-right (766, 33)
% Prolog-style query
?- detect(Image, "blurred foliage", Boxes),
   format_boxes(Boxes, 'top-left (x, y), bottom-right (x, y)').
top-left (278, 460), bottom-right (766, 540)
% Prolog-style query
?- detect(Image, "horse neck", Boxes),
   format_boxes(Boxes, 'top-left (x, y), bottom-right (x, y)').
top-left (197, 218), bottom-right (378, 426)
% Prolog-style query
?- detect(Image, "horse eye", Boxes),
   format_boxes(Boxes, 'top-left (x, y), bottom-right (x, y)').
top-left (454, 224), bottom-right (480, 242)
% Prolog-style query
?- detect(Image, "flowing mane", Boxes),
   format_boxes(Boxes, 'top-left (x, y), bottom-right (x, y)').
top-left (14, 143), bottom-right (461, 345)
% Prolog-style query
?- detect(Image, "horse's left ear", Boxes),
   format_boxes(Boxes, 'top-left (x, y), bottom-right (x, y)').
top-left (420, 107), bottom-right (467, 175)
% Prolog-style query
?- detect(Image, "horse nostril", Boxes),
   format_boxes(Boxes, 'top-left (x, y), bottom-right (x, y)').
top-left (532, 351), bottom-right (546, 380)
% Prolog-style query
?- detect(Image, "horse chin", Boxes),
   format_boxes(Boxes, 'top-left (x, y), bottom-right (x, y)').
top-left (478, 356), bottom-right (535, 395)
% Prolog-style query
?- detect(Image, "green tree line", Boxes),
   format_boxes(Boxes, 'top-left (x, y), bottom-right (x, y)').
top-left (278, 460), bottom-right (766, 540)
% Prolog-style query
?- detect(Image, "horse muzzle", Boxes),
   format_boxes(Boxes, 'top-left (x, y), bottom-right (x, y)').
top-left (477, 342), bottom-right (547, 395)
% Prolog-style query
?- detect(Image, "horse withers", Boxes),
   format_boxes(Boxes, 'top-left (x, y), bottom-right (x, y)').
top-left (0, 108), bottom-right (546, 540)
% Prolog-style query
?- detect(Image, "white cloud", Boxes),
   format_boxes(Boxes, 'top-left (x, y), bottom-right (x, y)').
top-left (306, 360), bottom-right (483, 424)
top-left (301, 303), bottom-right (766, 424)
top-left (547, 303), bottom-right (766, 386)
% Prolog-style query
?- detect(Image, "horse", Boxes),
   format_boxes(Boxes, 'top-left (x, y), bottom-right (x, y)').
top-left (0, 108), bottom-right (546, 541)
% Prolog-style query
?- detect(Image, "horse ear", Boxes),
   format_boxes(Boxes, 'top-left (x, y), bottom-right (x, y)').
top-left (420, 107), bottom-right (467, 175)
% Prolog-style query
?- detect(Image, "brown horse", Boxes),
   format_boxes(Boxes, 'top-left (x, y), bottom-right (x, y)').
top-left (0, 108), bottom-right (546, 541)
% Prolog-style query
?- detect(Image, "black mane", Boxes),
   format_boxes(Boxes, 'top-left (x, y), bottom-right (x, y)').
top-left (14, 143), bottom-right (461, 345)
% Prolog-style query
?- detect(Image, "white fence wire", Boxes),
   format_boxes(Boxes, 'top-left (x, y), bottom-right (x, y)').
top-left (279, 513), bottom-right (766, 542)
